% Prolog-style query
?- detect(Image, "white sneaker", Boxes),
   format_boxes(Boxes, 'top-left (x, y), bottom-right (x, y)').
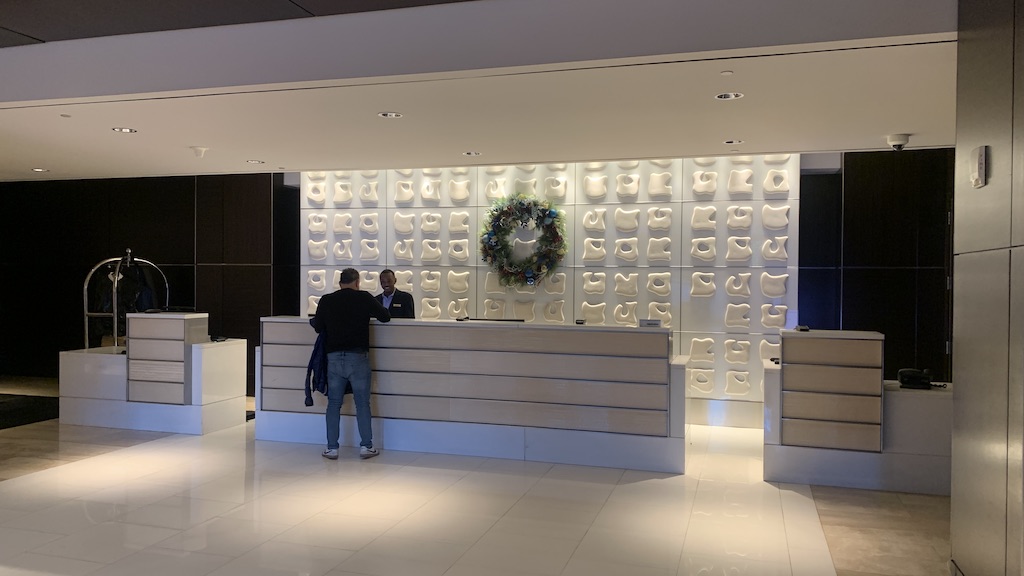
top-left (359, 445), bottom-right (379, 459)
top-left (322, 448), bottom-right (338, 460)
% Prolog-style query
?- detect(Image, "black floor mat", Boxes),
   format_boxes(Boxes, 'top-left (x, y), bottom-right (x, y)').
top-left (0, 394), bottom-right (59, 430)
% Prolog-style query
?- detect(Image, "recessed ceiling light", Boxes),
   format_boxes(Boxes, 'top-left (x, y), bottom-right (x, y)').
top-left (60, 114), bottom-right (71, 118)
top-left (246, 160), bottom-right (265, 164)
top-left (112, 127), bottom-right (137, 133)
top-left (378, 112), bottom-right (403, 119)
top-left (720, 70), bottom-right (734, 76)
top-left (714, 92), bottom-right (744, 101)
top-left (724, 139), bottom-right (744, 145)
top-left (462, 151), bottom-right (481, 157)
top-left (31, 168), bottom-right (49, 172)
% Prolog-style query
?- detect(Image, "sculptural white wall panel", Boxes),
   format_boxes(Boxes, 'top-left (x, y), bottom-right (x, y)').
top-left (577, 159), bottom-right (682, 205)
top-left (389, 207), bottom-right (478, 267)
top-left (682, 155), bottom-right (794, 202)
top-left (479, 164), bottom-right (575, 206)
top-left (572, 268), bottom-right (678, 328)
top-left (299, 154), bottom-right (799, 405)
top-left (301, 207), bottom-right (388, 266)
top-left (679, 202), bottom-right (799, 268)
top-left (477, 270), bottom-right (571, 323)
top-left (678, 267), bottom-right (799, 333)
top-left (387, 167), bottom-right (478, 208)
top-left (679, 332), bottom-right (781, 402)
top-left (573, 202), bottom-right (681, 268)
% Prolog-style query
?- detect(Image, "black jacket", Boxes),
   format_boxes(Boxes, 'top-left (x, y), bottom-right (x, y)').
top-left (375, 289), bottom-right (415, 318)
top-left (311, 288), bottom-right (390, 352)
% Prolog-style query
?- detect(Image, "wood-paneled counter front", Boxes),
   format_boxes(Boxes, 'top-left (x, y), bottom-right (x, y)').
top-left (59, 312), bottom-right (248, 435)
top-left (764, 329), bottom-right (952, 495)
top-left (257, 317), bottom-right (684, 472)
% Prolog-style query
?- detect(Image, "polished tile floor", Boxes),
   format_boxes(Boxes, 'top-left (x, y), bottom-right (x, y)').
top-left (814, 486), bottom-right (950, 576)
top-left (0, 378), bottom-right (950, 576)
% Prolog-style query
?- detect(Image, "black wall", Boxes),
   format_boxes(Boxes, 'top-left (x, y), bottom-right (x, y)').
top-left (0, 174), bottom-right (299, 393)
top-left (798, 149), bottom-right (954, 381)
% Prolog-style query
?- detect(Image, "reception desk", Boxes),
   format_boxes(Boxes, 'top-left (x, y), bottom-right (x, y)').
top-left (764, 329), bottom-right (952, 494)
top-left (256, 317), bottom-right (685, 472)
top-left (59, 312), bottom-right (247, 434)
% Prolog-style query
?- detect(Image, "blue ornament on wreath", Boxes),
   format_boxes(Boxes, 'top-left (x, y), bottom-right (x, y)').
top-left (479, 193), bottom-right (567, 288)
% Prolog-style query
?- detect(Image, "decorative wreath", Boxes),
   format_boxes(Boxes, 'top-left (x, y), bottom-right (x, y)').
top-left (480, 193), bottom-right (567, 287)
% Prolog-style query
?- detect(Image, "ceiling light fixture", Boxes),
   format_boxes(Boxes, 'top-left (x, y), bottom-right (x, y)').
top-left (246, 160), bottom-right (265, 164)
top-left (462, 151), bottom-right (481, 157)
top-left (377, 112), bottom-right (403, 119)
top-left (112, 127), bottom-right (137, 133)
top-left (60, 114), bottom-right (71, 118)
top-left (31, 168), bottom-right (49, 172)
top-left (714, 92), bottom-right (744, 101)
top-left (723, 139), bottom-right (744, 145)
top-left (720, 70), bottom-right (734, 76)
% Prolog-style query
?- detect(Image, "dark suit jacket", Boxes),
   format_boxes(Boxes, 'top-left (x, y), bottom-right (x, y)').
top-left (375, 289), bottom-right (415, 318)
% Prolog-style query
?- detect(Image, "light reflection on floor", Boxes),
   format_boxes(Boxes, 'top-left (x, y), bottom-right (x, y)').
top-left (0, 375), bottom-right (948, 576)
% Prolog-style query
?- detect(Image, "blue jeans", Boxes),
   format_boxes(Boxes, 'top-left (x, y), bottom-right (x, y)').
top-left (325, 350), bottom-right (373, 449)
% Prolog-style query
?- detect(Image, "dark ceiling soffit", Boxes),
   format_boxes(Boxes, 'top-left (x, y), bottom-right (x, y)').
top-left (293, 0), bottom-right (477, 16)
top-left (0, 26), bottom-right (40, 48)
top-left (0, 0), bottom-right (479, 46)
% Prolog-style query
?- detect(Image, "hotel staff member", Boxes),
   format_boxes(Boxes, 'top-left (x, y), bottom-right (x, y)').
top-left (375, 269), bottom-right (415, 318)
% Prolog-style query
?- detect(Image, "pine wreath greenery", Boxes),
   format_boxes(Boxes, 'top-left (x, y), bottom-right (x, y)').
top-left (479, 193), bottom-right (567, 287)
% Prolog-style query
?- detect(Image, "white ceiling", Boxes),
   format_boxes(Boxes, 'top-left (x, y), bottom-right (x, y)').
top-left (0, 1), bottom-right (958, 182)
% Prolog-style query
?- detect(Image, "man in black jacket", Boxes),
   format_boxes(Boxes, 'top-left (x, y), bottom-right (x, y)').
top-left (311, 268), bottom-right (390, 460)
top-left (375, 269), bottom-right (415, 319)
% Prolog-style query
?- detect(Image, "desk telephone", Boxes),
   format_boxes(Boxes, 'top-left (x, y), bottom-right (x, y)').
top-left (898, 368), bottom-right (933, 389)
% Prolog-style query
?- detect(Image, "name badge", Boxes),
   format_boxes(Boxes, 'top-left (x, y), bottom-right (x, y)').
top-left (393, 303), bottom-right (402, 307)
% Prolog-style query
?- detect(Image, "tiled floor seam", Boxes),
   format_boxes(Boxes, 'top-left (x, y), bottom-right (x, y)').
top-left (781, 483), bottom-right (837, 576)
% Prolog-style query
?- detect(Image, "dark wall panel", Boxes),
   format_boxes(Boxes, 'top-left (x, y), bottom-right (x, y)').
top-left (196, 265), bottom-right (270, 395)
top-left (2, 182), bottom-right (77, 265)
top-left (195, 265), bottom-right (224, 338)
top-left (905, 149), bottom-right (955, 268)
top-left (57, 180), bottom-right (113, 264)
top-left (221, 266), bottom-right (272, 339)
top-left (5, 262), bottom-right (94, 374)
top-left (272, 178), bottom-right (300, 317)
top-left (222, 175), bottom-right (272, 265)
top-left (223, 266), bottom-right (272, 395)
top-left (841, 266), bottom-right (920, 380)
top-left (273, 265), bottom-right (300, 316)
top-left (844, 150), bottom-right (953, 269)
top-left (915, 267), bottom-right (951, 381)
top-left (108, 177), bottom-right (196, 264)
top-left (274, 181), bottom-right (300, 267)
top-left (843, 152), bottom-right (917, 268)
top-left (0, 172), bottom-right (284, 379)
top-left (838, 150), bottom-right (953, 382)
top-left (797, 151), bottom-right (951, 382)
top-left (798, 172), bottom-right (842, 332)
top-left (197, 174), bottom-right (272, 265)
top-left (0, 175), bottom-right (193, 373)
top-left (195, 180), bottom-right (225, 264)
top-left (193, 174), bottom-right (276, 395)
top-left (796, 268), bottom-right (840, 330)
top-left (798, 173), bottom-right (842, 268)
top-left (160, 264), bottom-right (196, 310)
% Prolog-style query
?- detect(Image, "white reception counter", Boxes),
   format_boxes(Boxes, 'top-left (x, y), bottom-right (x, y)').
top-left (763, 329), bottom-right (953, 494)
top-left (59, 312), bottom-right (247, 434)
top-left (256, 316), bottom-right (686, 472)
